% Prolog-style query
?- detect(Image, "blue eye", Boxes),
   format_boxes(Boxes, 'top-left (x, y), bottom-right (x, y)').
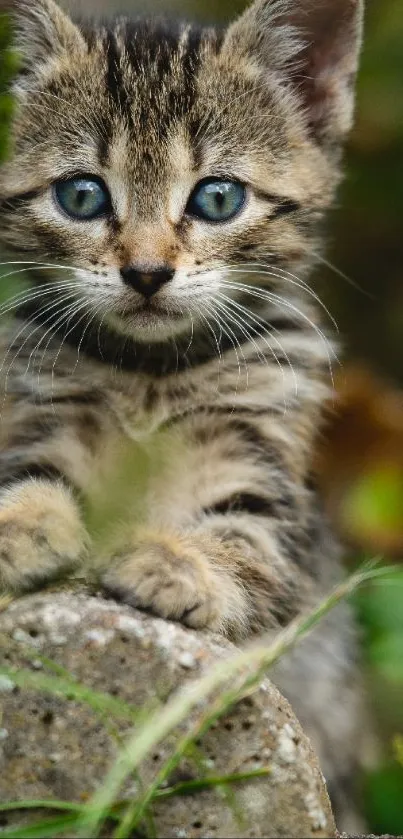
top-left (186, 178), bottom-right (246, 223)
top-left (54, 177), bottom-right (111, 221)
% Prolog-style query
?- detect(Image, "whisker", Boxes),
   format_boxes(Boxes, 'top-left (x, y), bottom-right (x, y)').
top-left (0, 282), bottom-right (79, 321)
top-left (97, 311), bottom-right (107, 363)
top-left (223, 265), bottom-right (339, 332)
top-left (0, 263), bottom-right (91, 280)
top-left (192, 302), bottom-right (223, 392)
top-left (1, 291), bottom-right (80, 381)
top-left (183, 308), bottom-right (195, 359)
top-left (214, 297), bottom-right (268, 366)
top-left (0, 290), bottom-right (79, 379)
top-left (20, 299), bottom-right (86, 400)
top-left (22, 296), bottom-right (84, 378)
top-left (201, 301), bottom-right (244, 403)
top-left (0, 260), bottom-right (56, 268)
top-left (204, 299), bottom-right (248, 394)
top-left (196, 303), bottom-right (223, 364)
top-left (0, 294), bottom-right (81, 416)
top-left (41, 298), bottom-right (95, 388)
top-left (310, 249), bottom-right (374, 298)
top-left (212, 296), bottom-right (290, 413)
top-left (221, 278), bottom-right (336, 354)
top-left (32, 299), bottom-right (95, 403)
top-left (71, 303), bottom-right (105, 375)
top-left (220, 280), bottom-right (337, 387)
top-left (47, 301), bottom-right (107, 409)
top-left (194, 80), bottom-right (278, 142)
top-left (216, 291), bottom-right (297, 401)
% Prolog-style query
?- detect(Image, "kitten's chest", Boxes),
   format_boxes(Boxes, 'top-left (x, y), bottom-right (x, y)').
top-left (56, 342), bottom-right (286, 446)
top-left (106, 371), bottom-right (213, 442)
top-left (12, 326), bottom-right (289, 447)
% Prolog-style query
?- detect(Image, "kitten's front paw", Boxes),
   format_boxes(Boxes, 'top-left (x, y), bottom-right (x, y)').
top-left (102, 532), bottom-right (243, 632)
top-left (0, 481), bottom-right (87, 594)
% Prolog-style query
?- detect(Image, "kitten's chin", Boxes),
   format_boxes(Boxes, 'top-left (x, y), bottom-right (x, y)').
top-left (104, 307), bottom-right (191, 343)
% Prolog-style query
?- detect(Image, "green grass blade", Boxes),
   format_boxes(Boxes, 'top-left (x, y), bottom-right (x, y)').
top-left (0, 801), bottom-right (83, 815)
top-left (0, 665), bottom-right (139, 724)
top-left (0, 814), bottom-right (79, 839)
top-left (154, 768), bottom-right (271, 799)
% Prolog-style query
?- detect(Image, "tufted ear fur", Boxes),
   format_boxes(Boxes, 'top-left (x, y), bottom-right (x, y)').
top-left (222, 0), bottom-right (364, 148)
top-left (1, 0), bottom-right (85, 84)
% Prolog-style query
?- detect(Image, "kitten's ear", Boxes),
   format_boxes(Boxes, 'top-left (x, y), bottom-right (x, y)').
top-left (222, 0), bottom-right (364, 147)
top-left (3, 0), bottom-right (85, 78)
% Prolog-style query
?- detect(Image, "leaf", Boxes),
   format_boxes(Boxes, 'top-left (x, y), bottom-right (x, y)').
top-left (154, 768), bottom-right (271, 800)
top-left (0, 814), bottom-right (80, 839)
top-left (0, 801), bottom-right (82, 815)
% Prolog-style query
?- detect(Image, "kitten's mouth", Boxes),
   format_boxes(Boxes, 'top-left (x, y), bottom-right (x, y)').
top-left (118, 298), bottom-right (183, 322)
top-left (105, 297), bottom-right (188, 343)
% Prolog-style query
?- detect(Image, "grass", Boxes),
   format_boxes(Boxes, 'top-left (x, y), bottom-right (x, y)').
top-left (0, 561), bottom-right (397, 839)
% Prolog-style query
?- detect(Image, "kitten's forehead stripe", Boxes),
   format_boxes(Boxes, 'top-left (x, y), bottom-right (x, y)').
top-left (104, 29), bottom-right (133, 131)
top-left (86, 18), bottom-right (219, 173)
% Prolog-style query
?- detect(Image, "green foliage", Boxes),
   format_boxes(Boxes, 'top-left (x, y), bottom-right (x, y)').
top-left (0, 12), bottom-right (27, 303)
top-left (364, 764), bottom-right (403, 837)
top-left (343, 467), bottom-right (403, 541)
top-left (322, 0), bottom-right (403, 381)
top-left (0, 14), bottom-right (18, 164)
top-left (355, 570), bottom-right (403, 834)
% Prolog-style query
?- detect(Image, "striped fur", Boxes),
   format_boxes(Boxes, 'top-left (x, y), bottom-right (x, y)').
top-left (0, 0), bottom-right (365, 828)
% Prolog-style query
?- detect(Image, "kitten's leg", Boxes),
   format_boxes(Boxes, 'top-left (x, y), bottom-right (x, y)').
top-left (0, 384), bottom-right (105, 595)
top-left (0, 478), bottom-right (88, 593)
top-left (103, 521), bottom-right (314, 638)
top-left (103, 416), bottom-right (320, 638)
top-left (103, 528), bottom-right (248, 634)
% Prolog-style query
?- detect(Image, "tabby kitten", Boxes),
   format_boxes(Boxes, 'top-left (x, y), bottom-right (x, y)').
top-left (0, 0), bottom-right (364, 827)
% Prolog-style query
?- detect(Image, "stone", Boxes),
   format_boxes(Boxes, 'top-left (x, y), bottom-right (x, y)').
top-left (0, 592), bottom-right (336, 838)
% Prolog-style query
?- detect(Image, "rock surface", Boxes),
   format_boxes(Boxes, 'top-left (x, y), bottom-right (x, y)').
top-left (0, 592), bottom-right (336, 838)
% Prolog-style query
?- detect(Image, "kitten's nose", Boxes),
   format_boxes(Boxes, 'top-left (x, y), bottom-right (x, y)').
top-left (120, 264), bottom-right (174, 299)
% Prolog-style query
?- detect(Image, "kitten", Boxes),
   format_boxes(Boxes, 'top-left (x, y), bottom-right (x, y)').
top-left (0, 0), bottom-right (365, 829)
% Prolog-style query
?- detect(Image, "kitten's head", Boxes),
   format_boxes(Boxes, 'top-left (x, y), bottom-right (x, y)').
top-left (0, 0), bottom-right (363, 343)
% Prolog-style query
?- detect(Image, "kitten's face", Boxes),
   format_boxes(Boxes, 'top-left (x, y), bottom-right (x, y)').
top-left (0, 0), bottom-right (362, 342)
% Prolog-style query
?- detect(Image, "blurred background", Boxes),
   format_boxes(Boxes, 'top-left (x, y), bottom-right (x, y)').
top-left (2, 0), bottom-right (403, 831)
